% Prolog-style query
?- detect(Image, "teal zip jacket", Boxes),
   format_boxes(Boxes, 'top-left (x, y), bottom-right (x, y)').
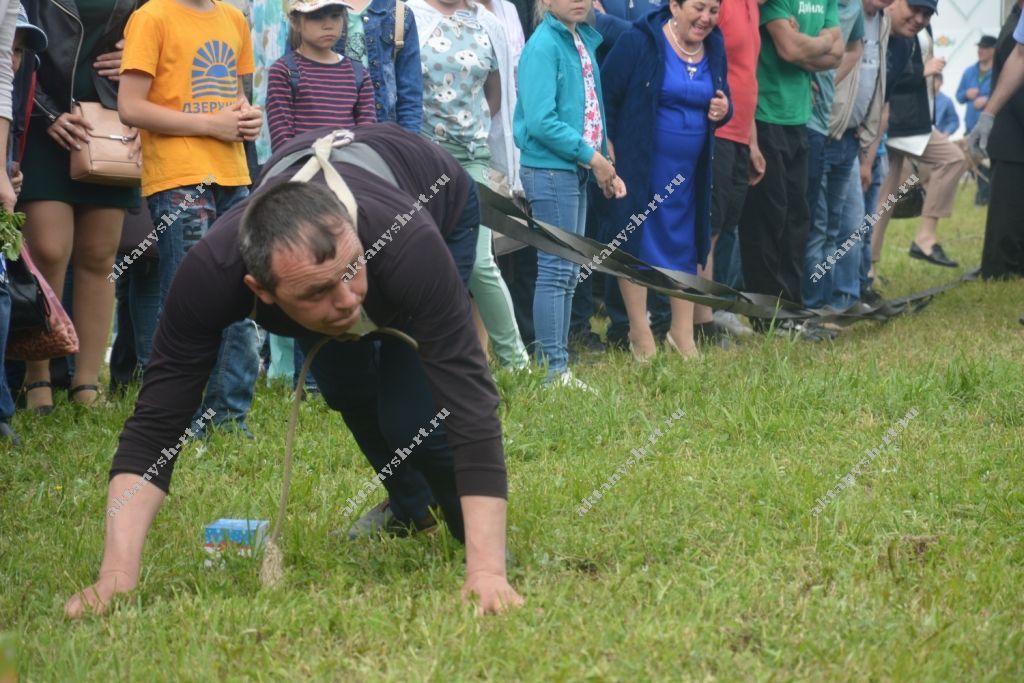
top-left (513, 12), bottom-right (608, 171)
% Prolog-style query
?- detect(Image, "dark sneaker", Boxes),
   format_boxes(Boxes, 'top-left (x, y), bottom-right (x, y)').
top-left (861, 287), bottom-right (884, 307)
top-left (694, 321), bottom-right (735, 349)
top-left (773, 320), bottom-right (833, 342)
top-left (569, 331), bottom-right (607, 353)
top-left (343, 498), bottom-right (439, 541)
top-left (909, 242), bottom-right (959, 267)
top-left (0, 422), bottom-right (20, 447)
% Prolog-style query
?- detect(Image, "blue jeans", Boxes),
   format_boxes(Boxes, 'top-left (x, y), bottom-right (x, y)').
top-left (805, 128), bottom-right (828, 246)
top-left (833, 157), bottom-right (867, 308)
top-left (148, 184), bottom-right (259, 430)
top-left (804, 130), bottom-right (859, 308)
top-left (714, 226), bottom-right (745, 291)
top-left (0, 257), bottom-right (14, 421)
top-left (860, 152), bottom-right (887, 292)
top-left (521, 166), bottom-right (588, 379)
top-left (300, 181), bottom-right (479, 527)
top-left (114, 257), bottom-right (161, 374)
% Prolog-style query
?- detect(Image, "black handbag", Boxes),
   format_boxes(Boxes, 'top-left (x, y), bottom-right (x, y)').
top-left (892, 162), bottom-right (926, 219)
top-left (5, 255), bottom-right (50, 335)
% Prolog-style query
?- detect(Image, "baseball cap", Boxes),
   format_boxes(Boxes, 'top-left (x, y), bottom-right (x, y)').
top-left (15, 3), bottom-right (47, 53)
top-left (906, 0), bottom-right (938, 13)
top-left (288, 0), bottom-right (353, 12)
top-left (977, 35), bottom-right (997, 48)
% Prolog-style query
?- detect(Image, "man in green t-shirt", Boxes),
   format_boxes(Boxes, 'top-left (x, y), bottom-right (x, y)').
top-left (738, 0), bottom-right (842, 337)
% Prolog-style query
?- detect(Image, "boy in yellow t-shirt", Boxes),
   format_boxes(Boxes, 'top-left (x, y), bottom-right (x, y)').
top-left (118, 0), bottom-right (263, 435)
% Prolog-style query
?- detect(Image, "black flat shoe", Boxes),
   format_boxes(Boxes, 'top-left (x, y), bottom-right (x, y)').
top-left (909, 242), bottom-right (959, 267)
top-left (21, 381), bottom-right (54, 416)
top-left (69, 384), bottom-right (101, 407)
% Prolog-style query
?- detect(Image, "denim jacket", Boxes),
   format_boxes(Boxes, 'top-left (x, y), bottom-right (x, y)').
top-left (334, 0), bottom-right (423, 132)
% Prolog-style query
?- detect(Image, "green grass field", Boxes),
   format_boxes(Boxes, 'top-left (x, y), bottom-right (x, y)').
top-left (1, 185), bottom-right (1022, 681)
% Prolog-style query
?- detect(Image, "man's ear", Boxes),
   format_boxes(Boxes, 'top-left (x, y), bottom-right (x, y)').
top-left (243, 274), bottom-right (277, 305)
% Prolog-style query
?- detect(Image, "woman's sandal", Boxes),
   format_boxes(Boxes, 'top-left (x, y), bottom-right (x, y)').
top-left (22, 381), bottom-right (55, 416)
top-left (69, 384), bottom-right (101, 407)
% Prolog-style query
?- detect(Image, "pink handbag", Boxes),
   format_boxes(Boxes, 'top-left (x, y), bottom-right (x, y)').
top-left (6, 246), bottom-right (79, 361)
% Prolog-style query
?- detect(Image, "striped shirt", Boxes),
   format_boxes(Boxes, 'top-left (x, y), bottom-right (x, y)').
top-left (266, 52), bottom-right (377, 151)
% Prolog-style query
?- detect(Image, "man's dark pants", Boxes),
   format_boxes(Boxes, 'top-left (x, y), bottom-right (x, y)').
top-left (297, 185), bottom-right (480, 540)
top-left (739, 122), bottom-right (811, 312)
top-left (711, 138), bottom-right (752, 291)
top-left (980, 160), bottom-right (1024, 280)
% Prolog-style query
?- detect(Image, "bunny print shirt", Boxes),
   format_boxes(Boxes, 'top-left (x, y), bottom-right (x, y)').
top-left (420, 10), bottom-right (498, 155)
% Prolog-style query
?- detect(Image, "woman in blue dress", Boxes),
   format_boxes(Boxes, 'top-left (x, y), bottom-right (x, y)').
top-left (602, 0), bottom-right (731, 359)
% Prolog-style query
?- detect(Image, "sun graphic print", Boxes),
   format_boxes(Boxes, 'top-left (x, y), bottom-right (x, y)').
top-left (191, 40), bottom-right (239, 100)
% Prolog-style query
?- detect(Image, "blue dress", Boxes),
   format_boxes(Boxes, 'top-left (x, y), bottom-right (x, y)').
top-left (638, 37), bottom-right (713, 275)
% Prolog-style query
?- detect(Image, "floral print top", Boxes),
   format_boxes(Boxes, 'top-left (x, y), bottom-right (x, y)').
top-left (573, 31), bottom-right (603, 153)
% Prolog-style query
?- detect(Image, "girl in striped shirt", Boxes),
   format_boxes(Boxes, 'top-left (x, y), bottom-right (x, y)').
top-left (266, 0), bottom-right (377, 151)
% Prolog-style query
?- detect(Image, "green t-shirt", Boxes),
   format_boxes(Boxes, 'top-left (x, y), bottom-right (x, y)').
top-left (345, 8), bottom-right (370, 68)
top-left (756, 0), bottom-right (840, 126)
top-left (808, 0), bottom-right (864, 134)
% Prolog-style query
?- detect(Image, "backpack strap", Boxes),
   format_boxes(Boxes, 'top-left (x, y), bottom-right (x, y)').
top-left (394, 0), bottom-right (405, 57)
top-left (283, 51), bottom-right (301, 100)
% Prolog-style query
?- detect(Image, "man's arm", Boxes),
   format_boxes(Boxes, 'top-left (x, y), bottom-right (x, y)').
top-left (836, 37), bottom-right (864, 85)
top-left (955, 66), bottom-right (973, 103)
top-left (748, 119), bottom-right (766, 186)
top-left (984, 43), bottom-right (1024, 116)
top-left (801, 27), bottom-right (844, 71)
top-left (763, 19), bottom-right (837, 71)
top-left (64, 227), bottom-right (249, 618)
top-left (64, 474), bottom-right (166, 617)
top-left (937, 97), bottom-right (959, 135)
top-left (860, 102), bottom-right (888, 191)
top-left (461, 496), bottom-right (524, 614)
top-left (969, 42), bottom-right (1024, 159)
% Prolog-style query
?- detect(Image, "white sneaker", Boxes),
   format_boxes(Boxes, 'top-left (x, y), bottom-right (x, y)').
top-left (713, 310), bottom-right (754, 337)
top-left (550, 369), bottom-right (597, 394)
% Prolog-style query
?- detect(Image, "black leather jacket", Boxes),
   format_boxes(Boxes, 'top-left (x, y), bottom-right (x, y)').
top-left (26, 0), bottom-right (138, 123)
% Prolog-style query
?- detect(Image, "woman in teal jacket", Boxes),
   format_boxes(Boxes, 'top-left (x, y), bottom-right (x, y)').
top-left (513, 0), bottom-right (624, 387)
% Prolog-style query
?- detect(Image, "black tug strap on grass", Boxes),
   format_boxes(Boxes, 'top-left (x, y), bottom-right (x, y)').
top-left (477, 183), bottom-right (973, 327)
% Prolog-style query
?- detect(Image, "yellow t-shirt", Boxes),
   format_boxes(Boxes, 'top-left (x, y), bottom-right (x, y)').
top-left (121, 0), bottom-right (255, 196)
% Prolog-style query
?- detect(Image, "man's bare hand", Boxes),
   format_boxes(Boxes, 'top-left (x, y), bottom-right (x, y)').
top-left (461, 572), bottom-right (524, 615)
top-left (94, 39), bottom-right (125, 81)
top-left (923, 57), bottom-right (946, 77)
top-left (64, 570), bottom-right (137, 618)
top-left (749, 143), bottom-right (766, 186)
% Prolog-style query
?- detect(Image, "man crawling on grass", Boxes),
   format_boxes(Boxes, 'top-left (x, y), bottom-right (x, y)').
top-left (64, 124), bottom-right (523, 617)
